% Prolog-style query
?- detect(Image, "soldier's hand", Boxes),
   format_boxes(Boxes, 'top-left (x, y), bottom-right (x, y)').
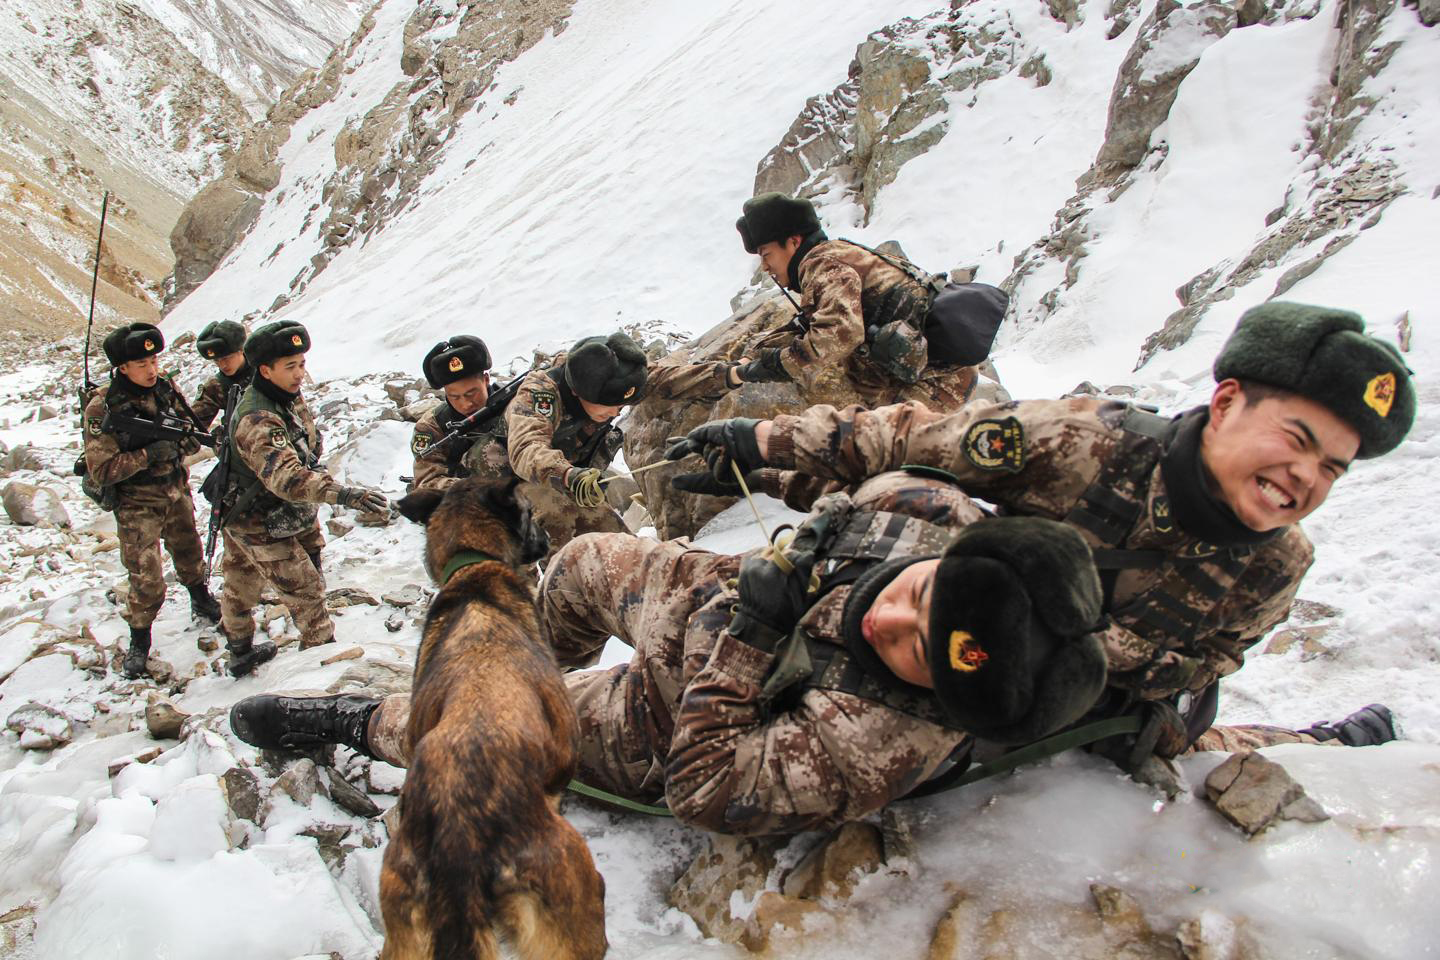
top-left (734, 348), bottom-right (790, 384)
top-left (338, 486), bottom-right (390, 514)
top-left (144, 440), bottom-right (180, 464)
top-left (562, 467), bottom-right (606, 508)
top-left (664, 418), bottom-right (767, 481)
top-left (727, 537), bottom-right (815, 654)
top-left (672, 470), bottom-right (740, 497)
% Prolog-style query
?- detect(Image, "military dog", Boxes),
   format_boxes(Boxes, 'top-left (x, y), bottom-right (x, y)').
top-left (383, 477), bottom-right (607, 960)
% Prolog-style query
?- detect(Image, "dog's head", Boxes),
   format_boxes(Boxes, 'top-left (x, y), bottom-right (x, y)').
top-left (397, 477), bottom-right (549, 582)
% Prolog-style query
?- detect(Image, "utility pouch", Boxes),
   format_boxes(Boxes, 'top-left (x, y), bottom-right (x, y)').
top-left (199, 462), bottom-right (225, 506)
top-left (757, 626), bottom-right (814, 713)
top-left (80, 471), bottom-right (117, 512)
top-left (862, 282), bottom-right (930, 384)
top-left (263, 500), bottom-right (317, 539)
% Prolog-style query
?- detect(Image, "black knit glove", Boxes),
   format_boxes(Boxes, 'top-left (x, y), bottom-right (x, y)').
top-left (733, 348), bottom-right (790, 383)
top-left (664, 418), bottom-right (766, 484)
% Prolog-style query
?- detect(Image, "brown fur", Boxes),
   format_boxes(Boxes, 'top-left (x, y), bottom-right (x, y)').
top-left (381, 478), bottom-right (607, 960)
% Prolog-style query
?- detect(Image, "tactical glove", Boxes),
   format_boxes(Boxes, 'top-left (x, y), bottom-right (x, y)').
top-left (561, 467), bottom-right (606, 508)
top-left (725, 515), bottom-right (836, 654)
top-left (733, 348), bottom-right (790, 384)
top-left (664, 418), bottom-right (766, 482)
top-left (144, 440), bottom-right (181, 464)
top-left (338, 486), bottom-right (390, 514)
top-left (670, 468), bottom-right (764, 497)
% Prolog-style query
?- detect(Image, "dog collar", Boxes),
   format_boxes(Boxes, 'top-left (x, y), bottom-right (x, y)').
top-left (440, 549), bottom-right (504, 584)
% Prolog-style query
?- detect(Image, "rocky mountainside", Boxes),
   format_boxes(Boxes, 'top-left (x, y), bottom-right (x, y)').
top-left (0, 0), bottom-right (362, 338)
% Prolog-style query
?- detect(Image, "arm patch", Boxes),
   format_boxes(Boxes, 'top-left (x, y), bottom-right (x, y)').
top-left (962, 418), bottom-right (1025, 473)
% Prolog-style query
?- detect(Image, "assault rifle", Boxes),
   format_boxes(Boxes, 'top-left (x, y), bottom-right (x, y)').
top-left (428, 369), bottom-right (530, 454)
top-left (100, 409), bottom-right (217, 450)
top-left (202, 384), bottom-right (243, 577)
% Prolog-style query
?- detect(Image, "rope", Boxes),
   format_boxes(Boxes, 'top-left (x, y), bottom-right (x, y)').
top-left (569, 471), bottom-right (607, 508)
top-left (566, 779), bottom-right (674, 817)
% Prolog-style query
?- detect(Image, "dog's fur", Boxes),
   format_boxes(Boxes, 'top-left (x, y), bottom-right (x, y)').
top-left (380, 478), bottom-right (607, 960)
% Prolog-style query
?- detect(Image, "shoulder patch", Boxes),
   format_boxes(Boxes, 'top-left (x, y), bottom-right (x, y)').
top-left (532, 390), bottom-right (557, 421)
top-left (962, 418), bottom-right (1024, 473)
top-left (269, 427), bottom-right (289, 448)
top-left (411, 432), bottom-right (433, 456)
top-left (87, 417), bottom-right (103, 436)
top-left (1151, 495), bottom-right (1174, 535)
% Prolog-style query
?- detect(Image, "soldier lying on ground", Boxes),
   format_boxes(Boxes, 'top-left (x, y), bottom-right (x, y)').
top-left (227, 305), bottom-right (1407, 833)
top-left (217, 321), bottom-right (390, 677)
top-left (190, 320), bottom-right (252, 429)
top-left (84, 322), bottom-right (222, 679)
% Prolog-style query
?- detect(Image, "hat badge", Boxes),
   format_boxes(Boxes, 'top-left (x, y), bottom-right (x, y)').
top-left (948, 630), bottom-right (989, 673)
top-left (291, 334), bottom-right (303, 347)
top-left (206, 349), bottom-right (215, 357)
top-left (448, 356), bottom-right (464, 373)
top-left (143, 339), bottom-right (155, 351)
top-left (623, 386), bottom-right (636, 399)
top-left (1363, 372), bottom-right (1395, 418)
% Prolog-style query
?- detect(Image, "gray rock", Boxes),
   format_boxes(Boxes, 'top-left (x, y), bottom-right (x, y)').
top-left (3, 445), bottom-right (46, 473)
top-left (1204, 750), bottom-right (1329, 836)
top-left (318, 399), bottom-right (353, 417)
top-left (326, 517), bottom-right (354, 538)
top-left (322, 768), bottom-right (382, 818)
top-left (34, 405), bottom-right (59, 422)
top-left (381, 584), bottom-right (424, 608)
top-left (272, 757), bottom-right (322, 807)
top-left (1234, 0), bottom-right (1267, 26)
top-left (221, 766), bottom-right (263, 822)
top-left (400, 397), bottom-right (442, 422)
top-left (5, 702), bottom-right (74, 750)
top-left (325, 587), bottom-right (379, 610)
top-left (384, 613), bottom-right (404, 633)
top-left (1421, 0), bottom-right (1440, 26)
top-left (3, 482), bottom-right (70, 527)
top-left (168, 179), bottom-right (265, 308)
top-left (383, 378), bottom-right (426, 406)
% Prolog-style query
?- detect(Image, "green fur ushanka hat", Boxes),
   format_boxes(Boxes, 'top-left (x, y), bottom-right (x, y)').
top-left (196, 320), bottom-right (246, 359)
top-left (422, 335), bottom-right (491, 388)
top-left (244, 320), bottom-right (311, 368)
top-left (1214, 302), bottom-right (1415, 458)
top-left (103, 323), bottom-right (164, 366)
top-left (927, 517), bottom-right (1108, 745)
top-left (564, 332), bottom-right (648, 406)
top-left (735, 193), bottom-right (822, 254)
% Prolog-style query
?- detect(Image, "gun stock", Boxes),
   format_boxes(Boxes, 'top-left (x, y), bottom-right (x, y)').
top-left (203, 383), bottom-right (243, 578)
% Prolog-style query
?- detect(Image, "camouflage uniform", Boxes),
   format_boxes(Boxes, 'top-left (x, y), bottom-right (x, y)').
top-left (761, 239), bottom-right (977, 410)
top-left (221, 383), bottom-right (342, 648)
top-left (368, 470), bottom-right (978, 836)
top-left (189, 365), bottom-right (251, 430)
top-left (505, 356), bottom-right (738, 549)
top-left (83, 378), bottom-right (206, 629)
top-left (410, 401), bottom-right (509, 494)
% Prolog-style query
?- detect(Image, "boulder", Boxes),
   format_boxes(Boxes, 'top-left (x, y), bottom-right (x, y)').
top-left (145, 695), bottom-right (189, 739)
top-left (322, 768), bottom-right (382, 818)
top-left (381, 584), bottom-right (425, 608)
top-left (167, 179), bottom-right (264, 308)
top-left (3, 445), bottom-right (47, 473)
top-left (1203, 750), bottom-right (1329, 836)
top-left (221, 766), bottom-right (263, 822)
top-left (325, 587), bottom-right (380, 610)
top-left (5, 702), bottom-right (74, 750)
top-left (271, 757), bottom-right (323, 807)
top-left (2, 482), bottom-right (70, 528)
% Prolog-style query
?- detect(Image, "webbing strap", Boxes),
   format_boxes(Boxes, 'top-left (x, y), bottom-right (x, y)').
top-left (565, 779), bottom-right (673, 817)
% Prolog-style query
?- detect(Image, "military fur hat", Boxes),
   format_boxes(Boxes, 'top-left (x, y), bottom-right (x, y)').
top-left (927, 517), bottom-right (1107, 745)
top-left (735, 192), bottom-right (822, 254)
top-left (196, 320), bottom-right (246, 360)
top-left (563, 332), bottom-right (648, 406)
top-left (422, 335), bottom-right (492, 388)
top-left (102, 323), bottom-right (164, 367)
top-left (244, 320), bottom-right (311, 368)
top-left (1214, 302), bottom-right (1415, 458)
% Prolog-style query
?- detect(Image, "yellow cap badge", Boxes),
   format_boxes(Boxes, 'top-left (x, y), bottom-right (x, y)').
top-left (448, 356), bottom-right (464, 373)
top-left (291, 334), bottom-right (304, 347)
top-left (1363, 372), bottom-right (1395, 418)
top-left (948, 630), bottom-right (989, 673)
top-left (205, 349), bottom-right (215, 358)
top-left (143, 339), bottom-right (155, 351)
top-left (623, 386), bottom-right (636, 399)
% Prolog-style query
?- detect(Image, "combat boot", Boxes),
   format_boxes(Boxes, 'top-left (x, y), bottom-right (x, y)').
top-left (120, 626), bottom-right (151, 679)
top-left (187, 582), bottom-right (221, 622)
top-left (1301, 703), bottom-right (1400, 746)
top-left (225, 634), bottom-right (277, 678)
top-left (229, 693), bottom-right (380, 756)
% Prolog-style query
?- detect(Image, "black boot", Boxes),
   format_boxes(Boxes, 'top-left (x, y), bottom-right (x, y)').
top-left (229, 693), bottom-right (381, 755)
top-left (120, 626), bottom-right (151, 679)
top-left (225, 634), bottom-right (277, 678)
top-left (187, 582), bottom-right (221, 623)
top-left (1301, 703), bottom-right (1400, 746)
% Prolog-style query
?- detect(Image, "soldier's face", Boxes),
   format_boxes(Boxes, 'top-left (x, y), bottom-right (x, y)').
top-left (756, 236), bottom-right (804, 287)
top-left (118, 355), bottom-right (160, 388)
top-left (860, 558), bottom-right (939, 689)
top-left (260, 354), bottom-right (307, 393)
top-left (579, 397), bottom-right (622, 423)
top-left (1202, 380), bottom-right (1359, 531)
top-left (444, 374), bottom-right (490, 416)
top-left (215, 351), bottom-right (245, 376)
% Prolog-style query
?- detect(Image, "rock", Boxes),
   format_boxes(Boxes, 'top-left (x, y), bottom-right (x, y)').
top-left (400, 397), bottom-right (442, 422)
top-left (926, 890), bottom-right (983, 960)
top-left (381, 584), bottom-right (424, 608)
top-left (381, 799), bottom-right (403, 837)
top-left (383, 378), bottom-right (426, 406)
top-left (2, 481), bottom-right (71, 528)
top-left (326, 516), bottom-right (354, 538)
top-left (33, 404), bottom-right (59, 422)
top-left (221, 766), bottom-right (263, 822)
top-left (1203, 750), bottom-right (1329, 836)
top-left (322, 768), bottom-right (382, 818)
top-left (272, 757), bottom-right (322, 807)
top-left (1261, 625), bottom-right (1329, 657)
top-left (5, 702), bottom-right (74, 749)
top-left (320, 647), bottom-right (364, 666)
top-left (740, 891), bottom-right (835, 953)
top-left (781, 821), bottom-right (885, 900)
top-left (329, 659), bottom-right (413, 697)
top-left (3, 445), bottom-right (46, 472)
top-left (0, 902), bottom-right (39, 953)
top-left (319, 399), bottom-right (353, 417)
top-left (145, 695), bottom-right (189, 739)
top-left (108, 746), bottom-right (165, 778)
top-left (168, 179), bottom-right (265, 307)
top-left (601, 473), bottom-right (640, 515)
top-left (326, 587), bottom-right (380, 610)
top-left (384, 613), bottom-right (404, 633)
top-left (668, 834), bottom-right (783, 942)
top-left (1420, 0), bottom-right (1440, 27)
top-left (1233, 0), bottom-right (1267, 26)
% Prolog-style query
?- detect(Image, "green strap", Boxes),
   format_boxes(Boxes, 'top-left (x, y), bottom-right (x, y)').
top-left (440, 549), bottom-right (503, 585)
top-left (563, 714), bottom-right (1144, 818)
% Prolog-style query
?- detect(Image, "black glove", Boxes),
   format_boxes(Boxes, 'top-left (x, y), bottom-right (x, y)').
top-left (727, 549), bottom-right (811, 654)
top-left (671, 469), bottom-right (760, 497)
top-left (733, 348), bottom-right (790, 384)
top-left (144, 440), bottom-right (180, 464)
top-left (338, 486), bottom-right (389, 514)
top-left (560, 467), bottom-right (605, 507)
top-left (664, 418), bottom-right (766, 483)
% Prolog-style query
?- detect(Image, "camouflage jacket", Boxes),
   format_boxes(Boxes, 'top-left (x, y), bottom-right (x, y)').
top-left (83, 376), bottom-right (199, 506)
top-left (190, 365), bottom-right (251, 429)
top-left (662, 471), bottom-right (976, 835)
top-left (765, 239), bottom-right (930, 395)
top-left (410, 400), bottom-right (510, 493)
top-left (764, 397), bottom-right (1314, 700)
top-left (227, 384), bottom-right (342, 533)
top-left (507, 356), bottom-right (734, 485)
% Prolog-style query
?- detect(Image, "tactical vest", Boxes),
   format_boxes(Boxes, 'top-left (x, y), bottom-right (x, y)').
top-left (437, 402), bottom-right (508, 479)
top-left (551, 379), bottom-right (623, 470)
top-left (101, 378), bottom-right (190, 487)
top-left (226, 386), bottom-right (318, 518)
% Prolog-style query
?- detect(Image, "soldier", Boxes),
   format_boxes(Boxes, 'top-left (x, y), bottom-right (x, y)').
top-left (83, 322), bottom-right (221, 679)
top-left (409, 335), bottom-right (500, 493)
top-left (218, 320), bottom-right (389, 676)
top-left (189, 320), bottom-right (251, 429)
top-left (729, 192), bottom-right (983, 411)
top-left (502, 331), bottom-right (741, 550)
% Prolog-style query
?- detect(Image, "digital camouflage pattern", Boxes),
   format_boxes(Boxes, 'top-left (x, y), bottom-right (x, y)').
top-left (767, 396), bottom-right (1315, 701)
top-left (190, 366), bottom-right (250, 429)
top-left (220, 525), bottom-right (332, 647)
top-left (1188, 725), bottom-right (1326, 753)
top-left (763, 240), bottom-right (978, 408)
top-left (84, 379), bottom-right (206, 628)
top-left (410, 401), bottom-right (509, 494)
top-left (227, 391), bottom-right (343, 534)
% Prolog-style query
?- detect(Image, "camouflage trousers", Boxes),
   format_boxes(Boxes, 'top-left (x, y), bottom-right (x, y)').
top-left (115, 483), bottom-right (206, 629)
top-left (368, 532), bottom-right (737, 802)
top-left (853, 362), bottom-right (978, 413)
top-left (219, 524), bottom-right (333, 648)
top-left (1188, 725), bottom-right (1326, 753)
top-left (519, 479), bottom-right (629, 560)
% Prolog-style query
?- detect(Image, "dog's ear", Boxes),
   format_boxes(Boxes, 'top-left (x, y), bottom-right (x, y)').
top-left (481, 478), bottom-right (522, 520)
top-left (397, 489), bottom-right (445, 525)
top-left (518, 501), bottom-right (550, 565)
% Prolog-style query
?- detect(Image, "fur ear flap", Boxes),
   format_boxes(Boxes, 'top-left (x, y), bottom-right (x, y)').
top-left (397, 489), bottom-right (445, 525)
